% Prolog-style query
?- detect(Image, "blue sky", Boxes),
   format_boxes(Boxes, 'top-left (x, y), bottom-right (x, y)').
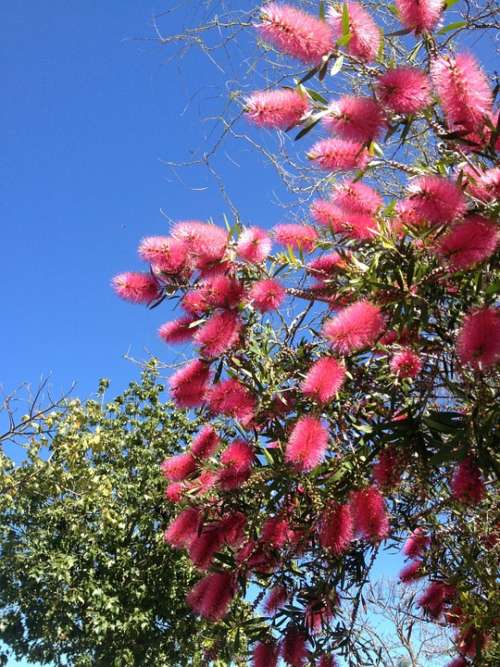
top-left (2, 1), bottom-right (493, 664)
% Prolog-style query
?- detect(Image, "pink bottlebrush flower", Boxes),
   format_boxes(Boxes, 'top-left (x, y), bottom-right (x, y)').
top-left (285, 416), bottom-right (329, 472)
top-left (218, 439), bottom-right (255, 490)
top-left (305, 599), bottom-right (335, 633)
top-left (200, 275), bottom-right (244, 310)
top-left (456, 627), bottom-right (489, 658)
top-left (331, 180), bottom-right (382, 215)
top-left (194, 310), bottom-right (243, 358)
top-left (395, 0), bottom-right (443, 33)
top-left (310, 200), bottom-right (344, 228)
top-left (319, 656), bottom-right (338, 667)
top-left (252, 641), bottom-right (279, 667)
top-left (451, 458), bottom-right (486, 505)
top-left (328, 1), bottom-right (381, 63)
top-left (323, 96), bottom-right (385, 143)
top-left (323, 301), bottom-right (385, 354)
top-left (138, 236), bottom-right (189, 274)
top-left (457, 307), bottom-right (500, 369)
top-left (263, 585), bottom-right (288, 614)
top-left (307, 253), bottom-right (347, 283)
top-left (164, 481), bottom-right (184, 503)
top-left (237, 226), bottom-right (272, 263)
top-left (308, 138), bottom-right (370, 171)
top-left (376, 67), bottom-right (431, 114)
top-left (182, 289), bottom-right (211, 315)
top-left (206, 378), bottom-right (256, 426)
top-left (281, 627), bottom-right (308, 667)
top-left (273, 223), bottom-right (318, 252)
top-left (188, 526), bottom-right (225, 570)
top-left (464, 166), bottom-right (500, 204)
top-left (186, 571), bottom-right (234, 620)
top-left (248, 278), bottom-right (285, 312)
top-left (158, 316), bottom-right (198, 344)
top-left (340, 212), bottom-right (378, 240)
top-left (431, 53), bottom-right (493, 133)
top-left (399, 560), bottom-right (424, 583)
top-left (418, 581), bottom-right (456, 619)
top-left (190, 426), bottom-right (220, 461)
top-left (301, 357), bottom-right (346, 404)
top-left (351, 486), bottom-right (389, 541)
top-left (219, 511), bottom-right (247, 547)
top-left (372, 447), bottom-right (402, 489)
top-left (261, 516), bottom-right (291, 548)
top-left (191, 469), bottom-right (218, 495)
top-left (164, 507), bottom-right (200, 549)
top-left (435, 216), bottom-right (498, 272)
top-left (258, 3), bottom-right (333, 65)
top-left (446, 658), bottom-right (467, 667)
top-left (111, 272), bottom-right (160, 304)
top-left (403, 528), bottom-right (430, 558)
top-left (160, 452), bottom-right (197, 482)
top-left (390, 348), bottom-right (422, 378)
top-left (405, 175), bottom-right (467, 225)
top-left (237, 539), bottom-right (277, 574)
top-left (245, 88), bottom-right (309, 129)
top-left (169, 359), bottom-right (211, 408)
top-left (171, 220), bottom-right (228, 269)
top-left (318, 502), bottom-right (353, 555)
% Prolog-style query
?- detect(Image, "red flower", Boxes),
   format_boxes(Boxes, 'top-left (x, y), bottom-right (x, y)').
top-left (111, 272), bottom-right (160, 304)
top-left (138, 236), bottom-right (189, 274)
top-left (248, 279), bottom-right (285, 312)
top-left (258, 3), bottom-right (333, 65)
top-left (431, 53), bottom-right (492, 133)
top-left (390, 348), bottom-right (422, 378)
top-left (435, 216), bottom-right (498, 272)
top-left (318, 502), bottom-right (353, 555)
top-left (237, 226), bottom-right (272, 263)
top-left (301, 357), bottom-right (346, 404)
top-left (328, 1), bottom-right (380, 63)
top-left (308, 138), bottom-right (370, 171)
top-left (285, 416), bottom-right (329, 472)
top-left (331, 180), bottom-right (382, 215)
top-left (169, 359), bottom-right (211, 408)
top-left (159, 316), bottom-right (199, 344)
top-left (273, 224), bottom-right (318, 252)
top-left (245, 89), bottom-right (308, 129)
top-left (190, 426), bottom-right (220, 461)
top-left (351, 486), bottom-right (389, 541)
top-left (451, 458), bottom-right (486, 505)
top-left (206, 378), bottom-right (256, 426)
top-left (252, 641), bottom-right (279, 667)
top-left (281, 627), bottom-right (308, 667)
top-left (323, 96), bottom-right (385, 143)
top-left (402, 528), bottom-right (430, 558)
top-left (372, 447), bottom-right (403, 489)
top-left (164, 507), bottom-right (200, 549)
top-left (418, 581), bottom-right (456, 619)
top-left (218, 440), bottom-right (255, 490)
top-left (395, 0), bottom-right (443, 33)
top-left (457, 307), bottom-right (500, 370)
top-left (263, 585), bottom-right (288, 614)
top-left (399, 560), bottom-right (424, 584)
top-left (377, 67), bottom-right (431, 114)
top-left (186, 571), bottom-right (234, 620)
top-left (323, 301), bottom-right (385, 354)
top-left (194, 310), bottom-right (243, 358)
top-left (405, 175), bottom-right (467, 225)
top-left (160, 452), bottom-right (196, 482)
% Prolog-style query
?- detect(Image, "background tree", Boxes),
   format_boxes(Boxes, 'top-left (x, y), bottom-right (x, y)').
top-left (113, 1), bottom-right (499, 665)
top-left (0, 362), bottom-right (252, 666)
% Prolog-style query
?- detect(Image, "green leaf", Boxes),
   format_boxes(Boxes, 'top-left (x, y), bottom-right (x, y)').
top-left (438, 20), bottom-right (467, 34)
top-left (341, 3), bottom-right (350, 35)
top-left (330, 54), bottom-right (344, 77)
top-left (319, 0), bottom-right (325, 20)
top-left (294, 116), bottom-right (322, 140)
top-left (445, 0), bottom-right (460, 8)
top-left (336, 32), bottom-right (352, 47)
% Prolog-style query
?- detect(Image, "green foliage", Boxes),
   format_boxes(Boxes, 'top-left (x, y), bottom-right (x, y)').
top-left (0, 363), bottom-right (250, 666)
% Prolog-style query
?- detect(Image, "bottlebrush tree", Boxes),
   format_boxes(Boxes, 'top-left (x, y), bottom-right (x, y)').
top-left (113, 2), bottom-right (499, 665)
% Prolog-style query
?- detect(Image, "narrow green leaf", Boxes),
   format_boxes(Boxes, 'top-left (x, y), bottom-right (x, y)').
top-left (445, 0), bottom-right (460, 8)
top-left (336, 32), bottom-right (352, 47)
top-left (330, 54), bottom-right (344, 77)
top-left (341, 3), bottom-right (350, 35)
top-left (319, 0), bottom-right (325, 20)
top-left (438, 20), bottom-right (467, 34)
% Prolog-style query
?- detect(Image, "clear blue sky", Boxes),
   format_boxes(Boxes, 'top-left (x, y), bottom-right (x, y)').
top-left (2, 2), bottom-right (491, 664)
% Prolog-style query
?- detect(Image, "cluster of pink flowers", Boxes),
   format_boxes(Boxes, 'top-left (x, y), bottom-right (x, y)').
top-left (111, 2), bottom-right (498, 663)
